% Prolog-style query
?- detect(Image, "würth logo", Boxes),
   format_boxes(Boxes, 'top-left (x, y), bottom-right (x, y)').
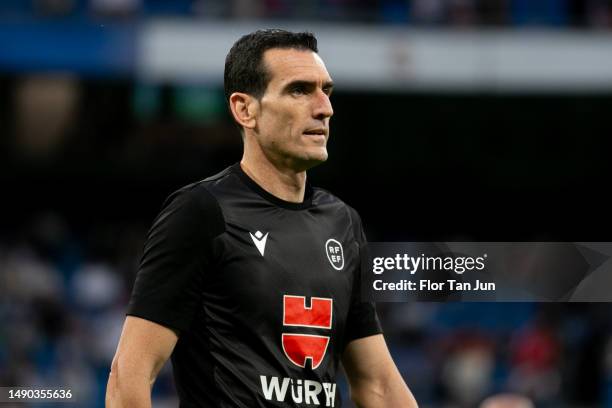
top-left (325, 239), bottom-right (344, 270)
top-left (249, 230), bottom-right (268, 256)
top-left (282, 295), bottom-right (333, 370)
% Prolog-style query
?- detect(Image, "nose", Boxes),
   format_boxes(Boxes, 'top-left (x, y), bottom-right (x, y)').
top-left (313, 89), bottom-right (334, 120)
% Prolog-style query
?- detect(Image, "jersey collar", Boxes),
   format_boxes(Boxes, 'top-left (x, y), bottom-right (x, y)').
top-left (231, 163), bottom-right (313, 211)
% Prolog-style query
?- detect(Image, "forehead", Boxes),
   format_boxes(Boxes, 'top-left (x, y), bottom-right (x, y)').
top-left (262, 48), bottom-right (332, 86)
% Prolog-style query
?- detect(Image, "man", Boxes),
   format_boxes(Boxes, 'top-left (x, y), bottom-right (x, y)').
top-left (106, 29), bottom-right (418, 407)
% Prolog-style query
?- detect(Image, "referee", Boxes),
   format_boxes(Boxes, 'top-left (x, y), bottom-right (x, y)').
top-left (106, 29), bottom-right (418, 407)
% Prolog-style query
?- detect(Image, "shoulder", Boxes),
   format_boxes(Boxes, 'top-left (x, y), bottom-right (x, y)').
top-left (167, 165), bottom-right (233, 207)
top-left (172, 164), bottom-right (238, 205)
top-left (312, 186), bottom-right (364, 238)
top-left (154, 167), bottom-right (235, 238)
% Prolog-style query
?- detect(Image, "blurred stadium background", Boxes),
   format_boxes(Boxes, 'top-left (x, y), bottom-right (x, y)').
top-left (1, 1), bottom-right (612, 407)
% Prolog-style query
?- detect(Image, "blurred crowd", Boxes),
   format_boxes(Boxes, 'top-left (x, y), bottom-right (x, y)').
top-left (0, 214), bottom-right (180, 408)
top-left (0, 0), bottom-right (611, 29)
top-left (2, 214), bottom-right (612, 407)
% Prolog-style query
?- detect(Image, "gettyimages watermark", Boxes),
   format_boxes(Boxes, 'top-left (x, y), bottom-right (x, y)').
top-left (365, 242), bottom-right (612, 302)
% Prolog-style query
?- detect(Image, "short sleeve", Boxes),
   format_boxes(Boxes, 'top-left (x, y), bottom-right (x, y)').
top-left (343, 207), bottom-right (382, 346)
top-left (126, 184), bottom-right (225, 332)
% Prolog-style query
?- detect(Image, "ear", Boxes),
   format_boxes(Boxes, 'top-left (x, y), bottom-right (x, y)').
top-left (229, 92), bottom-right (258, 130)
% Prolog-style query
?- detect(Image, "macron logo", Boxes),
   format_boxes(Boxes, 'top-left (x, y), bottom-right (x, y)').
top-left (249, 230), bottom-right (269, 256)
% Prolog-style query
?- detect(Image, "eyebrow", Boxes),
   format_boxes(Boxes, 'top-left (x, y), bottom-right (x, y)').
top-left (283, 80), bottom-right (335, 93)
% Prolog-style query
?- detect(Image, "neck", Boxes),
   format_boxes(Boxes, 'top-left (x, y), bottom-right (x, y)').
top-left (240, 154), bottom-right (307, 204)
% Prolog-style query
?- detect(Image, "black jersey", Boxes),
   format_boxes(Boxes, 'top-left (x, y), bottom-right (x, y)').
top-left (127, 163), bottom-right (381, 408)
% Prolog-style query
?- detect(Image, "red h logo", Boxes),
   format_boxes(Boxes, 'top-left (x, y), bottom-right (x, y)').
top-left (282, 295), bottom-right (333, 370)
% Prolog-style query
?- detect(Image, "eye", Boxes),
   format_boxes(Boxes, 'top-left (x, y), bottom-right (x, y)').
top-left (290, 85), bottom-right (306, 96)
top-left (322, 86), bottom-right (333, 96)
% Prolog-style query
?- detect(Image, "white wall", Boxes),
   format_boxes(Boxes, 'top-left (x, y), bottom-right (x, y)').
top-left (138, 21), bottom-right (612, 92)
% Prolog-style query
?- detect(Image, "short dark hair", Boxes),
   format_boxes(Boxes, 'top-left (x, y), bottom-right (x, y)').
top-left (224, 29), bottom-right (318, 104)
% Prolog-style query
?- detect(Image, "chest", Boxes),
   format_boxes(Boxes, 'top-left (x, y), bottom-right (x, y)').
top-left (203, 207), bottom-right (358, 329)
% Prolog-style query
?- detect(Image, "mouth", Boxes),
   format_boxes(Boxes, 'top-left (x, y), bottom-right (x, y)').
top-left (303, 128), bottom-right (327, 137)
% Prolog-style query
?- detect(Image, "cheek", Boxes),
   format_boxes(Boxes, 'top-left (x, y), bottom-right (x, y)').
top-left (259, 100), bottom-right (306, 141)
top-left (262, 104), bottom-right (290, 129)
top-left (269, 107), bottom-right (300, 137)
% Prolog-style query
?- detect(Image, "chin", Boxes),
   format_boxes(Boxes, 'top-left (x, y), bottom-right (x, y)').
top-left (307, 149), bottom-right (329, 164)
top-left (291, 151), bottom-right (328, 171)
